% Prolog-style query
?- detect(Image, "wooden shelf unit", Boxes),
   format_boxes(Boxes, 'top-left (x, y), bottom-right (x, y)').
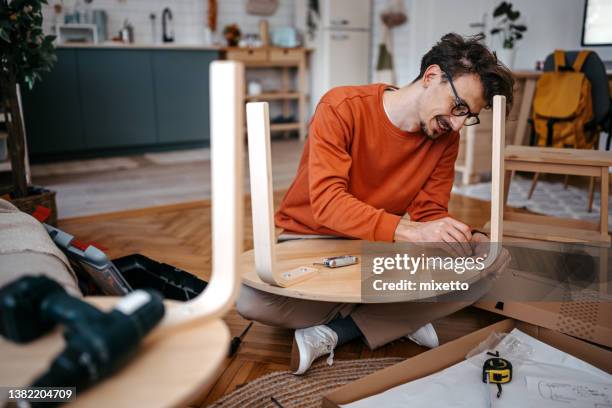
top-left (245, 92), bottom-right (301, 101)
top-left (270, 123), bottom-right (301, 132)
top-left (222, 47), bottom-right (310, 140)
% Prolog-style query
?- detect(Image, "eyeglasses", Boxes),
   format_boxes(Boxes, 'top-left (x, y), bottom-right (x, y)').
top-left (443, 71), bottom-right (480, 127)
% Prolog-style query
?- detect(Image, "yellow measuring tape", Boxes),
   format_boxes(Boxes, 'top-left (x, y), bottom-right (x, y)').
top-left (482, 351), bottom-right (512, 398)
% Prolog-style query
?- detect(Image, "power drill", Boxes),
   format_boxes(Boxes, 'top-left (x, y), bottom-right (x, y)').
top-left (0, 275), bottom-right (165, 393)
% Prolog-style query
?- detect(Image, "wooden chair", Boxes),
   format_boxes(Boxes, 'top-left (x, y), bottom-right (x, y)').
top-left (240, 95), bottom-right (508, 302)
top-left (0, 60), bottom-right (245, 407)
top-left (527, 51), bottom-right (612, 212)
top-left (500, 145), bottom-right (612, 245)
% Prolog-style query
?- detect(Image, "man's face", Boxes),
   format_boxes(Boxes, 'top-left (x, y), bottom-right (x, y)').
top-left (418, 65), bottom-right (487, 139)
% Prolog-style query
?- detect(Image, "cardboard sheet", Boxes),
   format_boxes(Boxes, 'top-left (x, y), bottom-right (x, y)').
top-left (323, 320), bottom-right (612, 408)
top-left (340, 328), bottom-right (611, 408)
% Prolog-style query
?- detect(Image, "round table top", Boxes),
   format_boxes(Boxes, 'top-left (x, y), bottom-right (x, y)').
top-left (240, 238), bottom-right (485, 303)
top-left (0, 297), bottom-right (230, 408)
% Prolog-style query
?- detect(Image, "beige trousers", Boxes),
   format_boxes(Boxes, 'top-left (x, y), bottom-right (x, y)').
top-left (236, 284), bottom-right (473, 349)
top-left (237, 234), bottom-right (507, 349)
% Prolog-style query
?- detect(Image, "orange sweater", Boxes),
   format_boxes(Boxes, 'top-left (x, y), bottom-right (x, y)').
top-left (275, 83), bottom-right (459, 242)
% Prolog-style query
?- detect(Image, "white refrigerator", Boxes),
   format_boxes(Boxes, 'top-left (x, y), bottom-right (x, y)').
top-left (308, 0), bottom-right (373, 117)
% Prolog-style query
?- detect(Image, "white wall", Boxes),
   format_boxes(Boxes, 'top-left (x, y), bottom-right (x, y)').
top-left (377, 0), bottom-right (612, 86)
top-left (503, 0), bottom-right (612, 66)
top-left (43, 0), bottom-right (295, 44)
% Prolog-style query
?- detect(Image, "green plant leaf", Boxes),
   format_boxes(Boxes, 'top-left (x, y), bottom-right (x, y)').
top-left (493, 2), bottom-right (510, 18)
top-left (0, 28), bottom-right (10, 43)
top-left (511, 24), bottom-right (527, 32)
top-left (490, 28), bottom-right (501, 35)
top-left (0, 0), bottom-right (56, 88)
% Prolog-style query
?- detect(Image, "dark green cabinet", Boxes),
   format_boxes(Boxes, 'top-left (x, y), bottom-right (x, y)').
top-left (21, 47), bottom-right (218, 159)
top-left (21, 49), bottom-right (85, 154)
top-left (78, 50), bottom-right (157, 149)
top-left (153, 51), bottom-right (215, 143)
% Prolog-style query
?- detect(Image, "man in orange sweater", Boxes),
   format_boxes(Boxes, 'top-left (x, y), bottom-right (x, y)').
top-left (237, 33), bottom-right (514, 374)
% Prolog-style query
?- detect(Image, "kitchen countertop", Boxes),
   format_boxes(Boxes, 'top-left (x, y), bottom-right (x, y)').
top-left (56, 42), bottom-right (223, 51)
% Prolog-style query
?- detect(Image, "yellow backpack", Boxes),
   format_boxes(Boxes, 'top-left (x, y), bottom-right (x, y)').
top-left (532, 50), bottom-right (595, 149)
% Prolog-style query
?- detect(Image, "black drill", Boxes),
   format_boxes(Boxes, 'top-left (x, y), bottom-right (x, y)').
top-left (0, 275), bottom-right (165, 394)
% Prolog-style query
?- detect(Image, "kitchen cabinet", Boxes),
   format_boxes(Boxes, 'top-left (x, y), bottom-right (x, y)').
top-left (153, 51), bottom-right (216, 143)
top-left (21, 49), bottom-right (85, 154)
top-left (78, 50), bottom-right (157, 149)
top-left (21, 45), bottom-right (220, 160)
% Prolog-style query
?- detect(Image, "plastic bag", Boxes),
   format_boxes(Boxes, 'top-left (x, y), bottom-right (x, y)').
top-left (465, 331), bottom-right (534, 368)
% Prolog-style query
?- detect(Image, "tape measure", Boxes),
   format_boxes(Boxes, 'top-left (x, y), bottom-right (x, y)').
top-left (482, 351), bottom-right (512, 398)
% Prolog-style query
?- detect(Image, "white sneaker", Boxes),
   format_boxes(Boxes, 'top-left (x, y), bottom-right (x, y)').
top-left (406, 323), bottom-right (439, 348)
top-left (291, 325), bottom-right (338, 375)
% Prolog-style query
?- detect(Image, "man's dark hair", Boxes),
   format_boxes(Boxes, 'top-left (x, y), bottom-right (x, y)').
top-left (415, 33), bottom-right (514, 112)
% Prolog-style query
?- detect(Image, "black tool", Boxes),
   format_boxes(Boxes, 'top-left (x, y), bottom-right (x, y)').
top-left (229, 321), bottom-right (254, 357)
top-left (0, 275), bottom-right (165, 397)
top-left (482, 351), bottom-right (512, 398)
top-left (271, 396), bottom-right (285, 408)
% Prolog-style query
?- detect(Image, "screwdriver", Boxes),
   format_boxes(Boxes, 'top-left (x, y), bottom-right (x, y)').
top-left (229, 321), bottom-right (254, 357)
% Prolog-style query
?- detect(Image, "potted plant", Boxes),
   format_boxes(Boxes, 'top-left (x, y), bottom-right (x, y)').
top-left (489, 1), bottom-right (527, 69)
top-left (0, 0), bottom-right (58, 223)
top-left (223, 23), bottom-right (241, 47)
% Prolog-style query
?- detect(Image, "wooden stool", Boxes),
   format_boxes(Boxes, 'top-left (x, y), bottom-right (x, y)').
top-left (500, 146), bottom-right (611, 245)
top-left (0, 298), bottom-right (231, 407)
top-left (0, 61), bottom-right (246, 407)
top-left (240, 96), bottom-right (508, 302)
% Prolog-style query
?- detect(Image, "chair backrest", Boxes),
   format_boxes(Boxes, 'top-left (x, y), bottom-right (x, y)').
top-left (246, 102), bottom-right (277, 286)
top-left (244, 102), bottom-right (323, 288)
top-left (490, 95), bottom-right (505, 244)
top-left (543, 50), bottom-right (611, 125)
top-left (154, 61), bottom-right (245, 334)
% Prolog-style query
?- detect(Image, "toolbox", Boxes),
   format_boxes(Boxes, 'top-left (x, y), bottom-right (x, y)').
top-left (45, 224), bottom-right (207, 301)
top-left (113, 254), bottom-right (207, 301)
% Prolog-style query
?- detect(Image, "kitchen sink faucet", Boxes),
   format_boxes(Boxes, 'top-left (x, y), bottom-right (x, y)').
top-left (162, 7), bottom-right (174, 43)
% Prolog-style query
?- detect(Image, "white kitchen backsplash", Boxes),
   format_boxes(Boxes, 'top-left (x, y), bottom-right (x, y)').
top-left (42, 0), bottom-right (296, 45)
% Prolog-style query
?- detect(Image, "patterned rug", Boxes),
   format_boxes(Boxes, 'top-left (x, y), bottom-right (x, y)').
top-left (143, 148), bottom-right (211, 164)
top-left (31, 157), bottom-right (140, 177)
top-left (452, 175), bottom-right (611, 230)
top-left (206, 357), bottom-right (403, 408)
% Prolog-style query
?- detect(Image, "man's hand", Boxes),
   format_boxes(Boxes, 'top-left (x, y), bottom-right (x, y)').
top-left (470, 232), bottom-right (511, 281)
top-left (394, 215), bottom-right (473, 256)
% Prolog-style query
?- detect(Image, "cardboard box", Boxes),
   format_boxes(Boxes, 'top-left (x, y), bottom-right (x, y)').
top-left (471, 240), bottom-right (612, 348)
top-left (322, 319), bottom-right (612, 408)
top-left (474, 300), bottom-right (612, 348)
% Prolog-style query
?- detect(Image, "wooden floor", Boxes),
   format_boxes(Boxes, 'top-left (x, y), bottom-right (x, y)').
top-left (32, 139), bottom-right (304, 218)
top-left (58, 192), bottom-right (504, 407)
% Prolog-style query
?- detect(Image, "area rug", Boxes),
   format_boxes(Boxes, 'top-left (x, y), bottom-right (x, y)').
top-left (143, 148), bottom-right (210, 164)
top-left (31, 157), bottom-right (140, 177)
top-left (452, 175), bottom-right (611, 230)
top-left (206, 357), bottom-right (403, 408)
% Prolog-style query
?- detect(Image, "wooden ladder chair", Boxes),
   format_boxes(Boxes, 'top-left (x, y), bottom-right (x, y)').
top-left (501, 145), bottom-right (611, 245)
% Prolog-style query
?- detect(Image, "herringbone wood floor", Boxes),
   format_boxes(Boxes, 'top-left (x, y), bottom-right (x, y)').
top-left (58, 192), bottom-right (503, 407)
